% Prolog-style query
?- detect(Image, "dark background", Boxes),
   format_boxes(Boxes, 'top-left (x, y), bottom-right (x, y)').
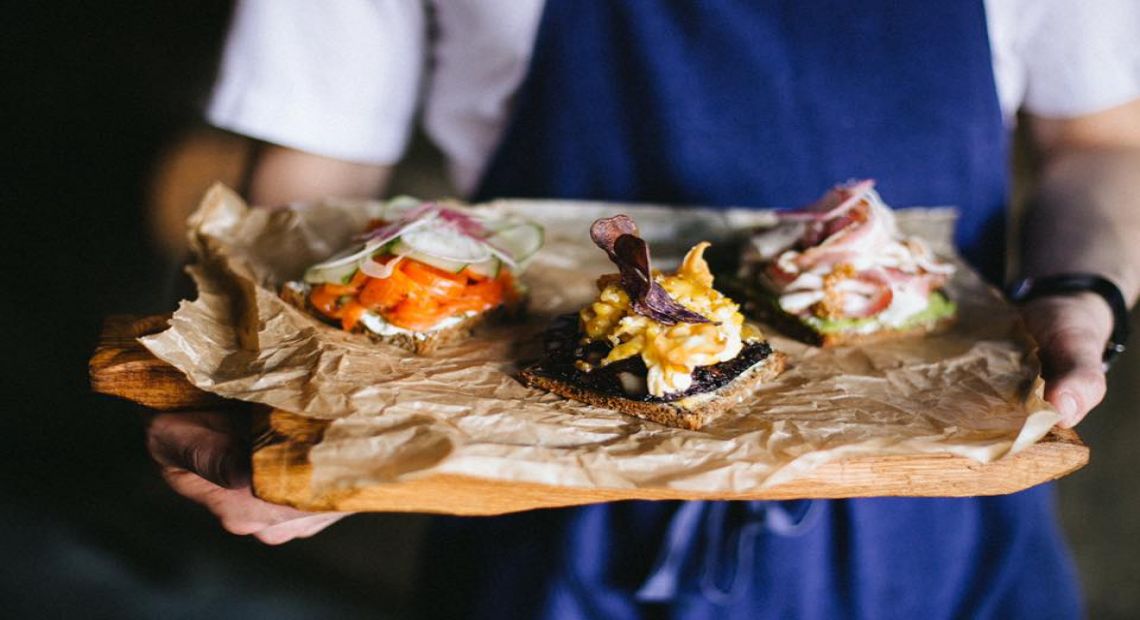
top-left (4, 4), bottom-right (419, 618)
top-left (3, 4), bottom-right (1137, 618)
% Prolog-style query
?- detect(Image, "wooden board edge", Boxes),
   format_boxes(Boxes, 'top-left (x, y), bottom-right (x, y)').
top-left (90, 314), bottom-right (231, 411)
top-left (252, 409), bottom-right (1089, 515)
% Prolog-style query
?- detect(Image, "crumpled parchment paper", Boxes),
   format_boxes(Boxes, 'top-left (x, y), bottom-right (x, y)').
top-left (141, 184), bottom-right (1059, 494)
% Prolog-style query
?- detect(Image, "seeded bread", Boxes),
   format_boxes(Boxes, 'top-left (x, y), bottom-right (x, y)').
top-left (280, 281), bottom-right (510, 354)
top-left (520, 351), bottom-right (786, 430)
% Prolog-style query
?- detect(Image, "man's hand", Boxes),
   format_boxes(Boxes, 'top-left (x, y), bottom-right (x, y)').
top-left (1020, 99), bottom-right (1140, 427)
top-left (146, 411), bottom-right (348, 544)
top-left (1020, 293), bottom-right (1114, 428)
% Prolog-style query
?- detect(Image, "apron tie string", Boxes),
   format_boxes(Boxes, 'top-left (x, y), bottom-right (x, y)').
top-left (636, 500), bottom-right (822, 604)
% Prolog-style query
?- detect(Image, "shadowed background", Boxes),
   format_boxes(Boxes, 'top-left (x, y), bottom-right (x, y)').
top-left (3, 4), bottom-right (1136, 618)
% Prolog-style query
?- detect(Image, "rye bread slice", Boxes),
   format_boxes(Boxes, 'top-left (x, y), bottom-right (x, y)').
top-left (521, 351), bottom-right (786, 430)
top-left (519, 314), bottom-right (787, 430)
top-left (280, 281), bottom-right (510, 354)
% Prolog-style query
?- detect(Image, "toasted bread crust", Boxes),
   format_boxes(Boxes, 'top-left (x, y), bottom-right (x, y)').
top-left (520, 351), bottom-right (787, 430)
top-left (363, 313), bottom-right (491, 354)
top-left (280, 281), bottom-right (511, 354)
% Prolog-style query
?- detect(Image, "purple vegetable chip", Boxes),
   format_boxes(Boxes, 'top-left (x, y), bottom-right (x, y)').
top-left (589, 215), bottom-right (640, 259)
top-left (590, 215), bottom-right (709, 326)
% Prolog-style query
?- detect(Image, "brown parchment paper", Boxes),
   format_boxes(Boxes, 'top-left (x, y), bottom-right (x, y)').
top-left (141, 184), bottom-right (1059, 495)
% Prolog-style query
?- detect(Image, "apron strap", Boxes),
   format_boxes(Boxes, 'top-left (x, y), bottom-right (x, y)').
top-left (636, 500), bottom-right (823, 603)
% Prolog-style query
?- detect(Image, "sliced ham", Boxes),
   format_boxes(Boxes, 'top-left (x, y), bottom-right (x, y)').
top-left (779, 179), bottom-right (878, 221)
top-left (779, 290), bottom-right (826, 314)
top-left (793, 202), bottom-right (892, 272)
top-left (832, 269), bottom-right (894, 318)
top-left (756, 179), bottom-right (956, 321)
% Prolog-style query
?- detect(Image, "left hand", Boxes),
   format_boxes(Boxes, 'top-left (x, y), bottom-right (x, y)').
top-left (146, 410), bottom-right (350, 544)
top-left (1020, 292), bottom-right (1114, 427)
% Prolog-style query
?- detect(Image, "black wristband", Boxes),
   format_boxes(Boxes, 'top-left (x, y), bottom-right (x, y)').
top-left (1006, 273), bottom-right (1130, 368)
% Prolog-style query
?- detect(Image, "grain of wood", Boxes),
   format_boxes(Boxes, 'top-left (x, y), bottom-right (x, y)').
top-left (89, 315), bottom-right (229, 411)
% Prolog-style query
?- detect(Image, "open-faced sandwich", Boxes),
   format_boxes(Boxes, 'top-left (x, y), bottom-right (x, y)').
top-left (281, 197), bottom-right (543, 353)
top-left (521, 215), bottom-right (785, 430)
top-left (739, 179), bottom-right (957, 346)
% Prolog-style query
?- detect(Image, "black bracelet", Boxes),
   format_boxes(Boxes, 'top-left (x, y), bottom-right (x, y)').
top-left (1006, 273), bottom-right (1131, 369)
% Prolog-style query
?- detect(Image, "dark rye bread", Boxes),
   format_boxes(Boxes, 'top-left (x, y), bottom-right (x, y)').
top-left (280, 281), bottom-right (507, 354)
top-left (521, 353), bottom-right (786, 430)
top-left (519, 314), bottom-right (787, 430)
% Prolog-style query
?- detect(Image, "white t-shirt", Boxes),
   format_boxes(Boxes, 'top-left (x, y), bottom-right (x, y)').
top-left (207, 0), bottom-right (1140, 196)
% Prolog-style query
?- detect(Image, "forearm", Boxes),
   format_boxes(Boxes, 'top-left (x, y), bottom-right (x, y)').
top-left (245, 143), bottom-right (394, 206)
top-left (1020, 146), bottom-right (1140, 305)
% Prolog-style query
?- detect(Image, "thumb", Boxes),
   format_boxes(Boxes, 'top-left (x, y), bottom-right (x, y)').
top-left (1038, 328), bottom-right (1107, 428)
top-left (146, 411), bottom-right (251, 489)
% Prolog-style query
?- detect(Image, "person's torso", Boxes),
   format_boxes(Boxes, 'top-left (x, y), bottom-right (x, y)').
top-left (424, 0), bottom-right (1032, 197)
top-left (415, 4), bottom-right (1078, 617)
top-left (460, 0), bottom-right (1009, 277)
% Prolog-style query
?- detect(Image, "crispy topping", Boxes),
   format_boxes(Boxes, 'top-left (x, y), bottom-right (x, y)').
top-left (589, 215), bottom-right (640, 260)
top-left (590, 215), bottom-right (709, 326)
top-left (815, 263), bottom-right (857, 319)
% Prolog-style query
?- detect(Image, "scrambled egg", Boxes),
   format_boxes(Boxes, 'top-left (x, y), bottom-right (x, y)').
top-left (579, 242), bottom-right (762, 396)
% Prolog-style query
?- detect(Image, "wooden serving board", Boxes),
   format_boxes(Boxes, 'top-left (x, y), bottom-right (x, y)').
top-left (91, 315), bottom-right (1090, 515)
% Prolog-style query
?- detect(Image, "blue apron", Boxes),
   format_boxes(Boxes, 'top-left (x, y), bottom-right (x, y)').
top-left (418, 1), bottom-right (1080, 618)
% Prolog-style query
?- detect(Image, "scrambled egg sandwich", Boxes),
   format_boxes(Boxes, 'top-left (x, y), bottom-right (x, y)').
top-left (521, 215), bottom-right (785, 430)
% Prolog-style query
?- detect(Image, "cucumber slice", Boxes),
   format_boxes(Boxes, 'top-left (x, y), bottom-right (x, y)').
top-left (486, 223), bottom-right (544, 263)
top-left (390, 241), bottom-right (470, 273)
top-left (303, 260), bottom-right (359, 285)
top-left (307, 201), bottom-right (539, 285)
top-left (384, 195), bottom-right (423, 219)
top-left (413, 253), bottom-right (468, 274)
top-left (400, 224), bottom-right (492, 263)
top-left (465, 257), bottom-right (503, 279)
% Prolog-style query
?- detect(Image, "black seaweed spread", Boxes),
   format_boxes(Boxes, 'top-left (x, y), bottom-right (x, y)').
top-left (528, 314), bottom-right (773, 402)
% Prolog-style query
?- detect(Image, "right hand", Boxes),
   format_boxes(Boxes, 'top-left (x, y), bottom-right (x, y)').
top-left (1020, 292), bottom-right (1113, 428)
top-left (146, 410), bottom-right (348, 544)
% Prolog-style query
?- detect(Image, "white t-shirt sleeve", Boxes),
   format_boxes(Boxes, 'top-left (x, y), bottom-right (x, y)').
top-left (206, 0), bottom-right (425, 164)
top-left (1005, 0), bottom-right (1140, 118)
